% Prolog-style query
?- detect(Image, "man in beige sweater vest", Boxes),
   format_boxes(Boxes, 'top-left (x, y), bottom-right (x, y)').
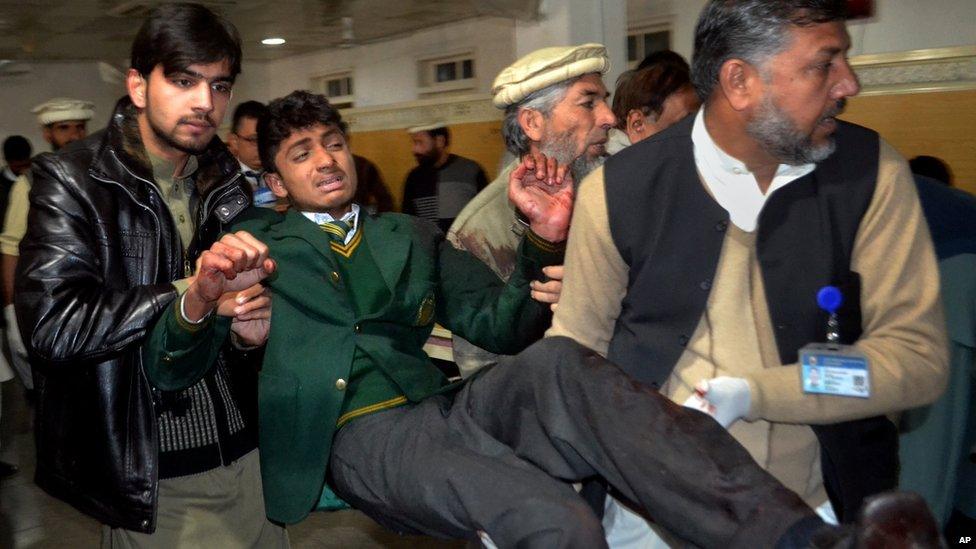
top-left (550, 0), bottom-right (948, 538)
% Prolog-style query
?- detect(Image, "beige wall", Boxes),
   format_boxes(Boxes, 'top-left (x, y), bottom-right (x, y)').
top-left (841, 89), bottom-right (976, 195)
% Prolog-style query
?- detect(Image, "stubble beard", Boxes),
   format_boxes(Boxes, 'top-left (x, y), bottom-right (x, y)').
top-left (145, 94), bottom-right (213, 155)
top-left (746, 94), bottom-right (842, 166)
top-left (540, 129), bottom-right (606, 188)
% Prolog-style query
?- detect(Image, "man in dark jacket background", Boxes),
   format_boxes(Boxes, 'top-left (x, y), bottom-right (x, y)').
top-left (14, 3), bottom-right (287, 547)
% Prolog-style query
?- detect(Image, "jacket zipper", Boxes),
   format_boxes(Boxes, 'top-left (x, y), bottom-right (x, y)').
top-left (96, 153), bottom-right (244, 471)
top-left (196, 173), bottom-right (243, 467)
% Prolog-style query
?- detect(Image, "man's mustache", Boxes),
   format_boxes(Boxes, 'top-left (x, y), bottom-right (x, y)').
top-left (178, 115), bottom-right (216, 127)
top-left (824, 98), bottom-right (846, 119)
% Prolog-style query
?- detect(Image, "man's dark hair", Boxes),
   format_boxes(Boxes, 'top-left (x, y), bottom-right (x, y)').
top-left (232, 100), bottom-right (269, 133)
top-left (3, 135), bottom-right (32, 162)
top-left (910, 155), bottom-right (953, 187)
top-left (130, 2), bottom-right (242, 80)
top-left (692, 0), bottom-right (847, 101)
top-left (259, 90), bottom-right (345, 174)
top-left (427, 126), bottom-right (450, 147)
top-left (613, 51), bottom-right (692, 127)
top-left (636, 49), bottom-right (690, 73)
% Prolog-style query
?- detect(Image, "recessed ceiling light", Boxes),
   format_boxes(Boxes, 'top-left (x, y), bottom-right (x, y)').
top-left (262, 37), bottom-right (286, 46)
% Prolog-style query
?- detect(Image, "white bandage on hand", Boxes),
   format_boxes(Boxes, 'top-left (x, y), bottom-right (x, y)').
top-left (682, 376), bottom-right (751, 429)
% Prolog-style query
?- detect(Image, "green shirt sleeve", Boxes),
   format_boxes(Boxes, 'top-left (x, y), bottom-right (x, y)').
top-left (143, 291), bottom-right (232, 392)
top-left (436, 228), bottom-right (564, 355)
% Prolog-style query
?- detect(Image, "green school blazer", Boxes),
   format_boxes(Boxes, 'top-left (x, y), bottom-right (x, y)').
top-left (144, 207), bottom-right (562, 524)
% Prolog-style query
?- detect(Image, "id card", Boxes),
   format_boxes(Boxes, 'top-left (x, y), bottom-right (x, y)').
top-left (799, 343), bottom-right (870, 398)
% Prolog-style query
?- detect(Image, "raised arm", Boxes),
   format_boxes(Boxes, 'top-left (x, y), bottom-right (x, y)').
top-left (437, 154), bottom-right (571, 353)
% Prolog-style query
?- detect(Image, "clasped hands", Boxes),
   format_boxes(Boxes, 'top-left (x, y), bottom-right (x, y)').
top-left (184, 231), bottom-right (276, 346)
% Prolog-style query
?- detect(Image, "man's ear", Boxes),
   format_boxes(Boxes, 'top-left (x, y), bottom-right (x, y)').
top-left (265, 172), bottom-right (289, 199)
top-left (127, 68), bottom-right (148, 109)
top-left (517, 108), bottom-right (546, 142)
top-left (624, 109), bottom-right (647, 143)
top-left (627, 110), bottom-right (647, 132)
top-left (42, 126), bottom-right (53, 146)
top-left (717, 59), bottom-right (760, 112)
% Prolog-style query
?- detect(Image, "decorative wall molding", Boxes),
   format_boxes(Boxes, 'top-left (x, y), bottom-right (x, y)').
top-left (851, 45), bottom-right (976, 96)
top-left (342, 93), bottom-right (501, 133)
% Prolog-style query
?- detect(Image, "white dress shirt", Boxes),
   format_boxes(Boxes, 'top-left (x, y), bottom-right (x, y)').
top-left (691, 109), bottom-right (815, 232)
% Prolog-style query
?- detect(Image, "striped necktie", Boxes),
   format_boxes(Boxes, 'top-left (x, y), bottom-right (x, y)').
top-left (319, 219), bottom-right (352, 243)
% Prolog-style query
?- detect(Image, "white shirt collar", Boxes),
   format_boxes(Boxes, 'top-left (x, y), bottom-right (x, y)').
top-left (2, 167), bottom-right (16, 181)
top-left (238, 160), bottom-right (264, 185)
top-left (238, 159), bottom-right (260, 175)
top-left (302, 204), bottom-right (361, 245)
top-left (691, 108), bottom-right (815, 232)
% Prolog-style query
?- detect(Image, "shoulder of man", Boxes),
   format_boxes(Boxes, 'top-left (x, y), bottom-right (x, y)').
top-left (30, 130), bottom-right (104, 188)
top-left (449, 154), bottom-right (485, 172)
top-left (228, 205), bottom-right (284, 235)
top-left (448, 167), bottom-right (514, 236)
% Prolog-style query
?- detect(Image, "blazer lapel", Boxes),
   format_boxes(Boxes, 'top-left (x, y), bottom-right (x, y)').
top-left (268, 209), bottom-right (339, 267)
top-left (361, 214), bottom-right (411, 292)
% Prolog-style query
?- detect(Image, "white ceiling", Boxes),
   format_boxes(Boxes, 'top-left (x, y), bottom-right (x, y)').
top-left (0, 0), bottom-right (542, 63)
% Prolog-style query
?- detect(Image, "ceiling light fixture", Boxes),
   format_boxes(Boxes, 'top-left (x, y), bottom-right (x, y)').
top-left (262, 37), bottom-right (286, 46)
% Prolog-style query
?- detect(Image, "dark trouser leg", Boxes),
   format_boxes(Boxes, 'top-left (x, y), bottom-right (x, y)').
top-left (328, 396), bottom-right (607, 549)
top-left (458, 336), bottom-right (819, 548)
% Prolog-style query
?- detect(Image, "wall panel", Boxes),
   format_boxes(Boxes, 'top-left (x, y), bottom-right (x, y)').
top-left (842, 89), bottom-right (976, 194)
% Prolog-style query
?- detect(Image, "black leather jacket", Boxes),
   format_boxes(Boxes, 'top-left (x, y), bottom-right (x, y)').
top-left (15, 97), bottom-right (257, 532)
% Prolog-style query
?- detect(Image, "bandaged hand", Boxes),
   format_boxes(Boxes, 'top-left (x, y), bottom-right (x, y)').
top-left (682, 376), bottom-right (750, 428)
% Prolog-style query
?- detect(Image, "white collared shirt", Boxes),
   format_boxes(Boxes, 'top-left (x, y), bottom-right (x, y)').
top-left (2, 167), bottom-right (16, 181)
top-left (302, 204), bottom-right (361, 245)
top-left (238, 160), bottom-right (264, 188)
top-left (691, 109), bottom-right (815, 232)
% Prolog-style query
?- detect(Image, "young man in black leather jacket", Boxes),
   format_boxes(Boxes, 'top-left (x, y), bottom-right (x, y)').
top-left (14, 3), bottom-right (287, 546)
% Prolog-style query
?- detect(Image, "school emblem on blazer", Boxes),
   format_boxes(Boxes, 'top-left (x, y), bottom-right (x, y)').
top-left (415, 293), bottom-right (436, 326)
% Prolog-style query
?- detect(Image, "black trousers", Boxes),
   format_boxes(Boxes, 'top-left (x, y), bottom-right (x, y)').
top-left (329, 337), bottom-right (817, 548)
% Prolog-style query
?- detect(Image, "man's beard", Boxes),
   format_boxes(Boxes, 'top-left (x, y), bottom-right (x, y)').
top-left (746, 95), bottom-right (845, 165)
top-left (145, 95), bottom-right (214, 155)
top-left (414, 151), bottom-right (437, 167)
top-left (540, 129), bottom-right (607, 186)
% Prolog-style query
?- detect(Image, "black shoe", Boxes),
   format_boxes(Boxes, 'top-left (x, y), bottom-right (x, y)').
top-left (0, 461), bottom-right (18, 479)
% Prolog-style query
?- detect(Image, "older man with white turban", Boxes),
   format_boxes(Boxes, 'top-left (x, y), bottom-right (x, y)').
top-left (1, 97), bottom-right (95, 395)
top-left (448, 44), bottom-right (615, 380)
